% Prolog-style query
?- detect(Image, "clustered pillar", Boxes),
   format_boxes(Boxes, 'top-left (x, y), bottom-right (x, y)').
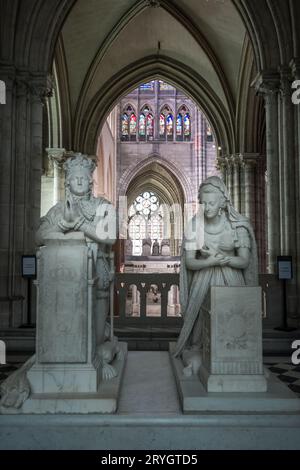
top-left (217, 71), bottom-right (300, 318)
top-left (0, 68), bottom-right (53, 328)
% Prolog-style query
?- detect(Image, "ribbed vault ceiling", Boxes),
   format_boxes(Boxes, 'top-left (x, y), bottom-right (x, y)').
top-left (59, 0), bottom-right (247, 123)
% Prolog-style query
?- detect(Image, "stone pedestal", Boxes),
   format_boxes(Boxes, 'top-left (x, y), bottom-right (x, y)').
top-left (199, 286), bottom-right (267, 393)
top-left (1, 233), bottom-right (126, 414)
top-left (28, 233), bottom-right (99, 394)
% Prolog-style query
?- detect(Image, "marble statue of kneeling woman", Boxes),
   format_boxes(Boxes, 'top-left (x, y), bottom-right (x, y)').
top-left (173, 176), bottom-right (258, 376)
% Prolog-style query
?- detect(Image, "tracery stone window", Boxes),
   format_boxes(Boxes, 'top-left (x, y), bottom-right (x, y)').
top-left (177, 105), bottom-right (191, 141)
top-left (139, 105), bottom-right (154, 141)
top-left (159, 105), bottom-right (173, 141)
top-left (128, 191), bottom-right (163, 256)
top-left (176, 113), bottom-right (183, 141)
top-left (121, 113), bottom-right (129, 140)
top-left (129, 113), bottom-right (137, 140)
top-left (121, 105), bottom-right (136, 141)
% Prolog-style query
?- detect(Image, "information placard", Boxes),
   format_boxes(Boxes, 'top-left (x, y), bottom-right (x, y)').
top-left (22, 255), bottom-right (37, 278)
top-left (277, 256), bottom-right (293, 280)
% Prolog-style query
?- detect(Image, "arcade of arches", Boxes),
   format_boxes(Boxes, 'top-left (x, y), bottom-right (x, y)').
top-left (1, 0), bottom-right (300, 337)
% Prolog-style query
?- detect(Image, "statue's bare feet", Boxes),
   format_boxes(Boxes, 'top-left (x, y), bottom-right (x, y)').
top-left (183, 364), bottom-right (193, 377)
top-left (182, 349), bottom-right (202, 376)
top-left (102, 363), bottom-right (117, 381)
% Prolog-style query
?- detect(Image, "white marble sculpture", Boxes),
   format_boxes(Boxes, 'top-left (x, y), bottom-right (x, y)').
top-left (152, 239), bottom-right (160, 256)
top-left (125, 237), bottom-right (133, 257)
top-left (36, 153), bottom-right (119, 368)
top-left (142, 237), bottom-right (152, 256)
top-left (0, 153), bottom-right (126, 413)
top-left (173, 176), bottom-right (259, 376)
top-left (161, 239), bottom-right (171, 256)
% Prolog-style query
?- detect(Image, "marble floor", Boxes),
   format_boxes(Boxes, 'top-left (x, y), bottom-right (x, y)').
top-left (118, 351), bottom-right (180, 414)
top-left (1, 353), bottom-right (300, 407)
top-left (1, 353), bottom-right (300, 450)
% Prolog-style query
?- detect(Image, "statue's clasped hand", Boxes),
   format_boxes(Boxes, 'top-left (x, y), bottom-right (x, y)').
top-left (64, 197), bottom-right (81, 223)
top-left (200, 245), bottom-right (217, 258)
top-left (58, 198), bottom-right (85, 232)
top-left (201, 245), bottom-right (232, 267)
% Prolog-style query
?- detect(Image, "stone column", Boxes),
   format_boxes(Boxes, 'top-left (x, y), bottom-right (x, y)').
top-left (256, 156), bottom-right (267, 272)
top-left (0, 67), bottom-right (18, 327)
top-left (168, 287), bottom-right (175, 316)
top-left (0, 69), bottom-right (53, 327)
top-left (46, 148), bottom-right (66, 205)
top-left (224, 156), bottom-right (233, 202)
top-left (280, 69), bottom-right (296, 257)
top-left (216, 157), bottom-right (226, 182)
top-left (233, 154), bottom-right (242, 212)
top-left (132, 284), bottom-right (139, 316)
top-left (255, 75), bottom-right (280, 274)
top-left (242, 155), bottom-right (258, 225)
top-left (291, 60), bottom-right (300, 316)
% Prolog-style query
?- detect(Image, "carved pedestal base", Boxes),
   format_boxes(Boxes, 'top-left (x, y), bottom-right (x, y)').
top-left (199, 287), bottom-right (267, 393)
top-left (1, 343), bottom-right (127, 414)
top-left (170, 342), bottom-right (300, 414)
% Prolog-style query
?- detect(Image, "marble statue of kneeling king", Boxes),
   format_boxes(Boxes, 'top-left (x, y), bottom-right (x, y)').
top-left (0, 153), bottom-right (121, 410)
top-left (35, 153), bottom-right (121, 377)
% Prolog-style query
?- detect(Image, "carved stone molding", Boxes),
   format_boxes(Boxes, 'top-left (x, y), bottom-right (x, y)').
top-left (280, 67), bottom-right (293, 98)
top-left (46, 148), bottom-right (67, 169)
top-left (220, 154), bottom-right (244, 168)
top-left (290, 59), bottom-right (300, 80)
top-left (15, 74), bottom-right (54, 104)
top-left (252, 72), bottom-right (280, 104)
top-left (46, 148), bottom-right (67, 177)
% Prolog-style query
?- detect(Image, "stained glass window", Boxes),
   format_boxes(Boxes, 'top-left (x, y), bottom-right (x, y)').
top-left (139, 113), bottom-right (146, 138)
top-left (128, 192), bottom-right (163, 256)
top-left (129, 113), bottom-right (137, 139)
top-left (166, 114), bottom-right (173, 140)
top-left (147, 113), bottom-right (154, 138)
top-left (134, 192), bottom-right (159, 217)
top-left (139, 105), bottom-right (154, 140)
top-left (139, 81), bottom-right (155, 91)
top-left (121, 113), bottom-right (129, 140)
top-left (184, 113), bottom-right (191, 140)
top-left (159, 113), bottom-right (166, 137)
top-left (176, 113), bottom-right (183, 140)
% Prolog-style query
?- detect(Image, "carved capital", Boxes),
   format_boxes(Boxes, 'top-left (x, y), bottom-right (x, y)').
top-left (280, 67), bottom-right (293, 98)
top-left (240, 153), bottom-right (260, 169)
top-left (216, 157), bottom-right (226, 171)
top-left (15, 73), bottom-right (54, 104)
top-left (46, 148), bottom-right (67, 170)
top-left (252, 72), bottom-right (280, 105)
top-left (31, 74), bottom-right (54, 102)
top-left (290, 59), bottom-right (300, 80)
top-left (223, 154), bottom-right (240, 168)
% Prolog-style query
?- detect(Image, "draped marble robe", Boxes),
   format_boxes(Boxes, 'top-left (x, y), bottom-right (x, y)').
top-left (174, 178), bottom-right (258, 358)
